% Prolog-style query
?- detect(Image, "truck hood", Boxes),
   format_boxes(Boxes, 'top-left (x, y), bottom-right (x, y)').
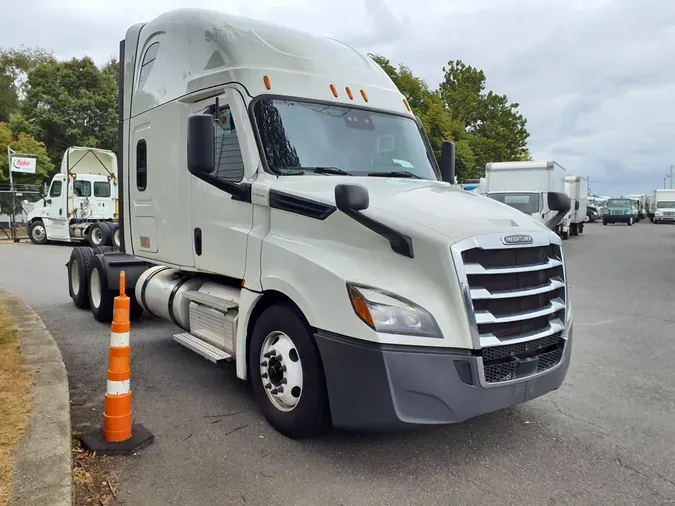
top-left (271, 176), bottom-right (551, 242)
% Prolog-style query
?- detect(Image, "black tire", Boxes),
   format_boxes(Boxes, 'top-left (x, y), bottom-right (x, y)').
top-left (28, 220), bottom-right (48, 245)
top-left (249, 303), bottom-right (329, 439)
top-left (130, 294), bottom-right (144, 321)
top-left (68, 247), bottom-right (94, 309)
top-left (110, 223), bottom-right (121, 249)
top-left (87, 222), bottom-right (112, 247)
top-left (603, 219), bottom-right (607, 226)
top-left (87, 255), bottom-right (115, 322)
top-left (628, 219), bottom-right (632, 226)
top-left (579, 223), bottom-right (584, 234)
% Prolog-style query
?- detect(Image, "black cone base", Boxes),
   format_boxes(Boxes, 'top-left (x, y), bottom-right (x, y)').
top-left (80, 423), bottom-right (154, 456)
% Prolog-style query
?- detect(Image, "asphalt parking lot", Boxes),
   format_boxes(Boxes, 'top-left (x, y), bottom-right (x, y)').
top-left (2, 220), bottom-right (675, 505)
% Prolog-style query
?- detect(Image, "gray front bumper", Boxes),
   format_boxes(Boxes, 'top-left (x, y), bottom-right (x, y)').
top-left (314, 327), bottom-right (573, 431)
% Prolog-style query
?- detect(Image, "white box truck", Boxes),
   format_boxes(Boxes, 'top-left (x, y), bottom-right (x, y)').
top-left (484, 160), bottom-right (572, 239)
top-left (27, 146), bottom-right (121, 247)
top-left (564, 176), bottom-right (588, 236)
top-left (651, 189), bottom-right (675, 223)
top-left (65, 9), bottom-right (574, 438)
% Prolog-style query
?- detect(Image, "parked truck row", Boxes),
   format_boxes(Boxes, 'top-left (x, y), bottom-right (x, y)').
top-left (481, 161), bottom-right (588, 240)
top-left (57, 8), bottom-right (574, 439)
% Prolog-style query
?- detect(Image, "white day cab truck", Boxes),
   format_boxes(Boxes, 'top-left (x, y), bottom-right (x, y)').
top-left (27, 146), bottom-right (121, 248)
top-left (484, 160), bottom-right (574, 239)
top-left (64, 9), bottom-right (574, 439)
top-left (564, 176), bottom-right (588, 236)
top-left (650, 189), bottom-right (675, 223)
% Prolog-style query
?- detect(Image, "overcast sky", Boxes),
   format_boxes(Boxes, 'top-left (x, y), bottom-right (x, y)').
top-left (3, 0), bottom-right (674, 195)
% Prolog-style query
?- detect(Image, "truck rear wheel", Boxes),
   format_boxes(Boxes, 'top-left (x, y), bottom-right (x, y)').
top-left (87, 255), bottom-right (114, 322)
top-left (88, 222), bottom-right (112, 247)
top-left (249, 303), bottom-right (329, 439)
top-left (68, 247), bottom-right (94, 309)
top-left (111, 224), bottom-right (121, 249)
top-left (28, 220), bottom-right (48, 245)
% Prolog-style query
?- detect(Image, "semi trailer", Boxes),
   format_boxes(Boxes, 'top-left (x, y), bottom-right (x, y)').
top-left (66, 8), bottom-right (574, 438)
top-left (27, 146), bottom-right (121, 247)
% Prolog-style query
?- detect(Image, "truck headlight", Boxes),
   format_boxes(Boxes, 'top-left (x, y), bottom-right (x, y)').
top-left (346, 284), bottom-right (442, 338)
top-left (656, 210), bottom-right (663, 216)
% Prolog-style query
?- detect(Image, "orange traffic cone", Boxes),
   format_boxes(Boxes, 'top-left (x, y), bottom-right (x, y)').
top-left (81, 271), bottom-right (153, 455)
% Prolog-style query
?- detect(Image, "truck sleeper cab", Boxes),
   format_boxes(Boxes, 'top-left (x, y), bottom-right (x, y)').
top-left (67, 8), bottom-right (574, 439)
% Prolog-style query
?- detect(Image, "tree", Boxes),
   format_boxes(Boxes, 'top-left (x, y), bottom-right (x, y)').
top-left (17, 56), bottom-right (118, 164)
top-left (0, 46), bottom-right (55, 122)
top-left (439, 60), bottom-right (530, 171)
top-left (0, 122), bottom-right (53, 186)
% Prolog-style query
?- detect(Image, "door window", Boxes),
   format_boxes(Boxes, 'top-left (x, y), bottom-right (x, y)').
top-left (94, 182), bottom-right (111, 198)
top-left (49, 180), bottom-right (62, 197)
top-left (72, 180), bottom-right (92, 197)
top-left (213, 106), bottom-right (245, 182)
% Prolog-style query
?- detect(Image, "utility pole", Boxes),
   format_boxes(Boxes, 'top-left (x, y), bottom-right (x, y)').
top-left (671, 165), bottom-right (673, 189)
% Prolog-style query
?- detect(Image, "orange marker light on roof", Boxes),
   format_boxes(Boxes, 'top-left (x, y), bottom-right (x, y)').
top-left (360, 89), bottom-right (368, 102)
top-left (263, 75), bottom-right (271, 90)
top-left (403, 98), bottom-right (411, 112)
top-left (330, 84), bottom-right (338, 97)
top-left (345, 87), bottom-right (354, 100)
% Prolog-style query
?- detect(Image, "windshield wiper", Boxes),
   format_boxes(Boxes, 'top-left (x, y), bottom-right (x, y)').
top-left (367, 170), bottom-right (421, 179)
top-left (281, 166), bottom-right (352, 176)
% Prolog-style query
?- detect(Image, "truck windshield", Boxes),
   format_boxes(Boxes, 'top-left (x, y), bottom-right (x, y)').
top-left (657, 201), bottom-right (675, 208)
top-left (607, 199), bottom-right (631, 207)
top-left (252, 98), bottom-right (438, 179)
top-left (487, 192), bottom-right (540, 214)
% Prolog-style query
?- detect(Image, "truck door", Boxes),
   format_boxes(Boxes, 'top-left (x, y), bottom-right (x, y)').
top-left (189, 90), bottom-right (254, 279)
top-left (90, 180), bottom-right (115, 220)
top-left (43, 174), bottom-right (69, 239)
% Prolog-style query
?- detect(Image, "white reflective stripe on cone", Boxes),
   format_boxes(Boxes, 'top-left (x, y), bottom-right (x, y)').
top-left (110, 332), bottom-right (130, 348)
top-left (107, 379), bottom-right (131, 395)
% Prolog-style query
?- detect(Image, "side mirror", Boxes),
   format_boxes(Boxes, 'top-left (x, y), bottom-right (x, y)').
top-left (548, 192), bottom-right (571, 213)
top-left (335, 184), bottom-right (369, 212)
top-left (45, 198), bottom-right (52, 205)
top-left (187, 113), bottom-right (215, 174)
top-left (440, 140), bottom-right (455, 183)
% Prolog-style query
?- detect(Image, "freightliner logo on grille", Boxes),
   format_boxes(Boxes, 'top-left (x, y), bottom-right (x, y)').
top-left (501, 234), bottom-right (534, 245)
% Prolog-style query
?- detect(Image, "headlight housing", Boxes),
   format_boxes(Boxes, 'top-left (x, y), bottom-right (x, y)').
top-left (346, 284), bottom-right (443, 338)
top-left (656, 210), bottom-right (663, 215)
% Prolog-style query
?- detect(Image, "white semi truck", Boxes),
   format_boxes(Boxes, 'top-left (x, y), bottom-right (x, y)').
top-left (65, 9), bottom-right (574, 438)
top-left (484, 160), bottom-right (572, 238)
top-left (651, 189), bottom-right (675, 223)
top-left (564, 176), bottom-right (588, 236)
top-left (27, 146), bottom-right (121, 247)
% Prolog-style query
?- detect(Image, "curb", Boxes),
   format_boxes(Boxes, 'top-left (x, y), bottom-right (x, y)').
top-left (0, 289), bottom-right (72, 506)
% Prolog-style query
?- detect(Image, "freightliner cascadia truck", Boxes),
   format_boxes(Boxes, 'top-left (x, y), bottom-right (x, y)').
top-left (65, 8), bottom-right (574, 438)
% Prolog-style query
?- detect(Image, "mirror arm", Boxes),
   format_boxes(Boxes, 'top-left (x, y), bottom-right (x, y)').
top-left (340, 206), bottom-right (414, 258)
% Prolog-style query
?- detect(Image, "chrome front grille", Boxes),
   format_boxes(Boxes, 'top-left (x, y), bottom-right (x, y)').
top-left (450, 231), bottom-right (568, 386)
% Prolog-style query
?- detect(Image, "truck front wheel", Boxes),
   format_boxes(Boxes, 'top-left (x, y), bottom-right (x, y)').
top-left (28, 220), bottom-right (48, 245)
top-left (249, 303), bottom-right (329, 439)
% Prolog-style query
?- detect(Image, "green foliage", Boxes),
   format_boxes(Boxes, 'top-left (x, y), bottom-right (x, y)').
top-left (0, 46), bottom-right (55, 123)
top-left (0, 122), bottom-right (53, 185)
top-left (18, 55), bottom-right (118, 164)
top-left (369, 54), bottom-right (531, 180)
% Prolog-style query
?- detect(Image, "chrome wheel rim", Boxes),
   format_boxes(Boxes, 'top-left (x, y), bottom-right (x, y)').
top-left (259, 331), bottom-right (303, 412)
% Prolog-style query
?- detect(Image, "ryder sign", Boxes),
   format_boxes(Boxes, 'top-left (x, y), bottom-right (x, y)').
top-left (11, 156), bottom-right (37, 174)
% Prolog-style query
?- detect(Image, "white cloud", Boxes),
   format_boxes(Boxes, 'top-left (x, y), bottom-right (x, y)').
top-left (2, 0), bottom-right (674, 194)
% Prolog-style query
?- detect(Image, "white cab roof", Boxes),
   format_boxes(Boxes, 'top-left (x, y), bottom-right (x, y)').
top-left (123, 8), bottom-right (410, 119)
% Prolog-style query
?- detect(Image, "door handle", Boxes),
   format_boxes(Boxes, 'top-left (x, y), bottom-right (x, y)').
top-left (194, 228), bottom-right (202, 256)
top-left (59, 209), bottom-right (62, 216)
